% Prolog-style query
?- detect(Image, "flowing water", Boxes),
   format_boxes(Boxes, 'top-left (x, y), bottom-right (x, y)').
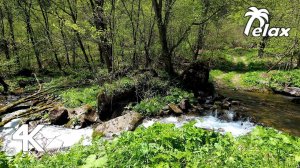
top-left (218, 89), bottom-right (300, 136)
top-left (0, 119), bottom-right (93, 156)
top-left (1, 89), bottom-right (300, 155)
top-left (141, 114), bottom-right (255, 137)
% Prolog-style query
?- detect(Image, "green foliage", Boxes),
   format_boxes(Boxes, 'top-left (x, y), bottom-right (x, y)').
top-left (133, 96), bottom-right (165, 116)
top-left (270, 70), bottom-right (300, 90)
top-left (61, 85), bottom-right (100, 108)
top-left (7, 124), bottom-right (300, 168)
top-left (242, 71), bottom-right (268, 88)
top-left (60, 77), bottom-right (136, 108)
top-left (211, 68), bottom-right (300, 91)
top-left (0, 152), bottom-right (8, 168)
top-left (99, 77), bottom-right (135, 97)
top-left (11, 140), bottom-right (107, 168)
top-left (133, 87), bottom-right (196, 116)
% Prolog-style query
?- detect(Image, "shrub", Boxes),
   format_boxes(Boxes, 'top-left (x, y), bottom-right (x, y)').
top-left (134, 87), bottom-right (196, 116)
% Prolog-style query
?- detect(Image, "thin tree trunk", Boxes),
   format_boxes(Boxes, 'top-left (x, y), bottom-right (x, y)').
top-left (17, 0), bottom-right (43, 70)
top-left (297, 52), bottom-right (300, 68)
top-left (26, 16), bottom-right (42, 70)
top-left (59, 20), bottom-right (71, 66)
top-left (5, 3), bottom-right (19, 65)
top-left (0, 76), bottom-right (9, 93)
top-left (258, 36), bottom-right (268, 58)
top-left (67, 0), bottom-right (92, 71)
top-left (0, 7), bottom-right (10, 60)
top-left (194, 0), bottom-right (209, 61)
top-left (38, 0), bottom-right (63, 73)
top-left (152, 0), bottom-right (174, 75)
top-left (91, 0), bottom-right (113, 72)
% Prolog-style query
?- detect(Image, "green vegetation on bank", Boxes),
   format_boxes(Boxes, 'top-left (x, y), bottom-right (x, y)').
top-left (208, 49), bottom-right (300, 91)
top-left (2, 123), bottom-right (299, 168)
top-left (211, 69), bottom-right (300, 91)
top-left (133, 88), bottom-right (196, 116)
top-left (60, 77), bottom-right (135, 108)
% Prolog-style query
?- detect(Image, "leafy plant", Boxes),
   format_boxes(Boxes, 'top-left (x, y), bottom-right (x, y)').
top-left (133, 87), bottom-right (196, 116)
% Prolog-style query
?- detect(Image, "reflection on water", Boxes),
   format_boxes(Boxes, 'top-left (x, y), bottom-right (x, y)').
top-left (218, 89), bottom-right (300, 136)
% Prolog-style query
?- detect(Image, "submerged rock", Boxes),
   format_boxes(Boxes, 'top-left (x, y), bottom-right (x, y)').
top-left (292, 98), bottom-right (300, 104)
top-left (94, 111), bottom-right (143, 137)
top-left (283, 87), bottom-right (300, 97)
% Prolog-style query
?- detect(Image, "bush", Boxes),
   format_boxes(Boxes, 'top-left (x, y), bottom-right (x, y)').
top-left (133, 87), bottom-right (196, 116)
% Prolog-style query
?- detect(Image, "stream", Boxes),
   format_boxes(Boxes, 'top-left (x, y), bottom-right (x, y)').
top-left (1, 89), bottom-right (300, 155)
top-left (217, 89), bottom-right (300, 136)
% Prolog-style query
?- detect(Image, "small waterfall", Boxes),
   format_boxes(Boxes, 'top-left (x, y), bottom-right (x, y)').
top-left (141, 113), bottom-right (255, 137)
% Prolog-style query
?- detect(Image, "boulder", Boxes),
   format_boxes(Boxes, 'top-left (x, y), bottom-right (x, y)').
top-left (179, 99), bottom-right (190, 111)
top-left (94, 111), bottom-right (143, 137)
top-left (49, 107), bottom-right (69, 125)
top-left (221, 101), bottom-right (231, 110)
top-left (180, 62), bottom-right (213, 96)
top-left (97, 87), bottom-right (137, 121)
top-left (67, 105), bottom-right (99, 128)
top-left (72, 105), bottom-right (99, 123)
top-left (283, 87), bottom-right (300, 97)
top-left (168, 103), bottom-right (183, 114)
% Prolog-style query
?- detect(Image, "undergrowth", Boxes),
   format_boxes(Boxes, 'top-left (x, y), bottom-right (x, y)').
top-left (133, 87), bottom-right (196, 116)
top-left (4, 123), bottom-right (300, 168)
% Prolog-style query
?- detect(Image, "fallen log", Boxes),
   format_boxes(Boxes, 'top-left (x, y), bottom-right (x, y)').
top-left (0, 88), bottom-right (55, 116)
top-left (0, 104), bottom-right (53, 127)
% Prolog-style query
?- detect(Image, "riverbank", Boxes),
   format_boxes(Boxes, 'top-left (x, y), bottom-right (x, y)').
top-left (206, 49), bottom-right (300, 97)
top-left (2, 122), bottom-right (299, 167)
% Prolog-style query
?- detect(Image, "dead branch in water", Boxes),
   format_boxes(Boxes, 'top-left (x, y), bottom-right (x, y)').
top-left (0, 104), bottom-right (54, 127)
top-left (0, 87), bottom-right (57, 116)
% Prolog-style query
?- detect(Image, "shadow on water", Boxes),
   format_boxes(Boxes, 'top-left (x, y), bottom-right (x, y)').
top-left (218, 89), bottom-right (300, 136)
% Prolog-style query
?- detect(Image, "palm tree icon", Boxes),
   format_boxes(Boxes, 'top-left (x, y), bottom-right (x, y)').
top-left (244, 7), bottom-right (269, 35)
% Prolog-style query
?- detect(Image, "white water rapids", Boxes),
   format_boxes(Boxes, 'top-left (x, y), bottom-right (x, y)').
top-left (1, 111), bottom-right (255, 156)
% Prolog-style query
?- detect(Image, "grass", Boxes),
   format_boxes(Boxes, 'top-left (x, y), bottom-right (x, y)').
top-left (209, 48), bottom-right (300, 91)
top-left (4, 123), bottom-right (300, 167)
top-left (59, 72), bottom-right (170, 109)
top-left (211, 69), bottom-right (300, 91)
top-left (60, 77), bottom-right (135, 108)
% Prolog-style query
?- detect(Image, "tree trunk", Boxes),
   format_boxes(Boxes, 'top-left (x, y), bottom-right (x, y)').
top-left (26, 15), bottom-right (43, 70)
top-left (38, 0), bottom-right (63, 73)
top-left (0, 76), bottom-right (9, 93)
top-left (152, 0), bottom-right (174, 75)
top-left (17, 0), bottom-right (43, 70)
top-left (194, 0), bottom-right (209, 60)
top-left (297, 52), bottom-right (300, 68)
top-left (258, 36), bottom-right (269, 58)
top-left (91, 0), bottom-right (113, 72)
top-left (59, 20), bottom-right (71, 66)
top-left (67, 0), bottom-right (92, 71)
top-left (4, 2), bottom-right (19, 65)
top-left (0, 7), bottom-right (10, 60)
